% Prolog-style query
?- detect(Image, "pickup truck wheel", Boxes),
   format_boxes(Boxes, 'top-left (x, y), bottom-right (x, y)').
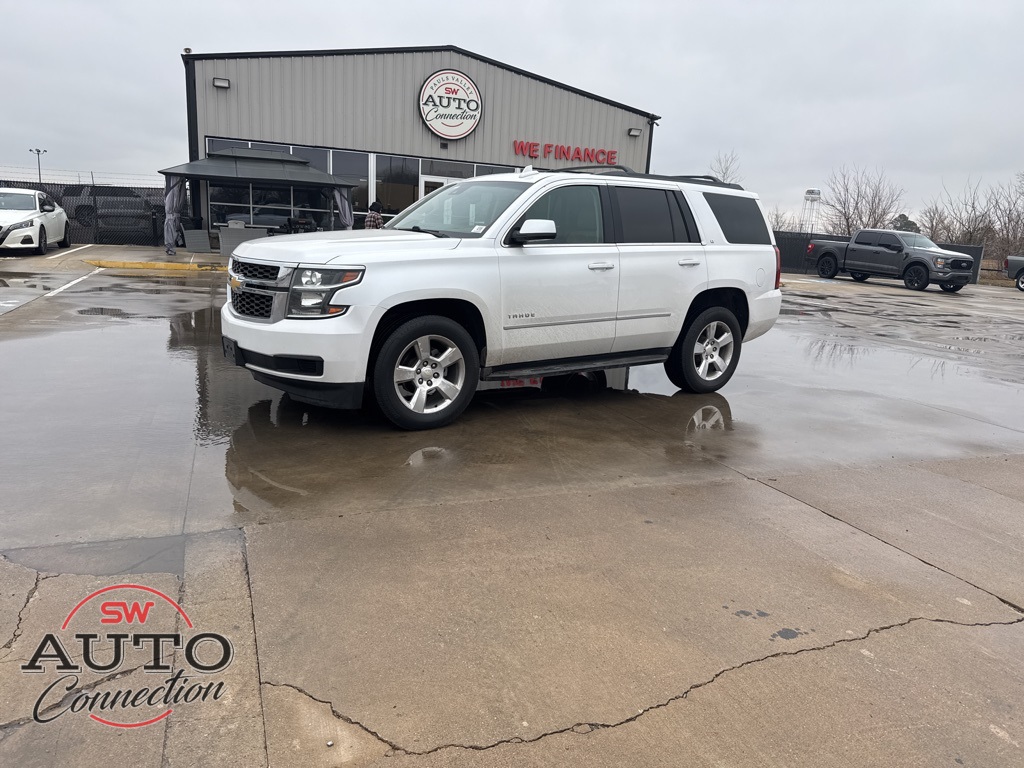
top-left (1016, 272), bottom-right (1024, 292)
top-left (850, 272), bottom-right (869, 282)
top-left (939, 282), bottom-right (964, 293)
top-left (816, 255), bottom-right (839, 279)
top-left (903, 264), bottom-right (929, 291)
top-left (664, 307), bottom-right (742, 394)
top-left (372, 315), bottom-right (479, 430)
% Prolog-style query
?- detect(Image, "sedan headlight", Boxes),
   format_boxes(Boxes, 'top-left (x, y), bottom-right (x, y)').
top-left (287, 267), bottom-right (363, 318)
top-left (9, 219), bottom-right (35, 231)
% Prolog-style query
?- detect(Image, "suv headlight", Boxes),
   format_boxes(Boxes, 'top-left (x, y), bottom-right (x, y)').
top-left (287, 267), bottom-right (363, 318)
top-left (932, 257), bottom-right (948, 268)
top-left (9, 219), bottom-right (34, 231)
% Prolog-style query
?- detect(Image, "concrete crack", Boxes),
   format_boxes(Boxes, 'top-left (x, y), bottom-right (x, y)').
top-left (261, 680), bottom-right (408, 755)
top-left (240, 530), bottom-right (271, 767)
top-left (0, 572), bottom-right (58, 658)
top-left (268, 615), bottom-right (1024, 757)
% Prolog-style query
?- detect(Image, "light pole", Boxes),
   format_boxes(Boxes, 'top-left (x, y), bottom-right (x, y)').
top-left (29, 148), bottom-right (47, 184)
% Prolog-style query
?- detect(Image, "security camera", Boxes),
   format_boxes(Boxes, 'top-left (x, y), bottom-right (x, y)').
top-left (184, 47), bottom-right (192, 54)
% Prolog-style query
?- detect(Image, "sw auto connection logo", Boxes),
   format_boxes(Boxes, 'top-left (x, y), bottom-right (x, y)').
top-left (20, 584), bottom-right (233, 728)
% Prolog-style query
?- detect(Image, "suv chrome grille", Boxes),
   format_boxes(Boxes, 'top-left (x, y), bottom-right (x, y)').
top-left (951, 259), bottom-right (971, 271)
top-left (232, 260), bottom-right (280, 281)
top-left (231, 288), bottom-right (273, 319)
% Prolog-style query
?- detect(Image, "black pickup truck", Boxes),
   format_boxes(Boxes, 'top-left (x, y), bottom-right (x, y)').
top-left (808, 229), bottom-right (974, 292)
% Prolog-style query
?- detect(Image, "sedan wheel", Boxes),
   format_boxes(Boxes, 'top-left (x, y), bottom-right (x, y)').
top-left (373, 316), bottom-right (479, 430)
top-left (59, 220), bottom-right (72, 248)
top-left (903, 264), bottom-right (929, 291)
top-left (34, 227), bottom-right (47, 256)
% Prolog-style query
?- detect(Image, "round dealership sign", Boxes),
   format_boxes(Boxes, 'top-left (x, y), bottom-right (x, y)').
top-left (419, 70), bottom-right (482, 140)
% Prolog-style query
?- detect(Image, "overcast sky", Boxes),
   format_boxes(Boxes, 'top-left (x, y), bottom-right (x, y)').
top-left (3, 0), bottom-right (1020, 216)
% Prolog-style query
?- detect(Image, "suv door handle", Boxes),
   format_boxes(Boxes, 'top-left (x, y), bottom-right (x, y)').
top-left (588, 262), bottom-right (615, 271)
top-left (677, 259), bottom-right (701, 267)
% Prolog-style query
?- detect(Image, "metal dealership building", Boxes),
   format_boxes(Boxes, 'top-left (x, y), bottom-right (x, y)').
top-left (179, 46), bottom-right (660, 230)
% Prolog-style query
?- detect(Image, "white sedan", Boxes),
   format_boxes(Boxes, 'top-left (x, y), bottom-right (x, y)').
top-left (0, 188), bottom-right (71, 255)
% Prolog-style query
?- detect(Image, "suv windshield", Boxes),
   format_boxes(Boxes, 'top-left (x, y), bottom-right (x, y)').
top-left (0, 192), bottom-right (36, 211)
top-left (388, 180), bottom-right (529, 238)
top-left (898, 233), bottom-right (939, 249)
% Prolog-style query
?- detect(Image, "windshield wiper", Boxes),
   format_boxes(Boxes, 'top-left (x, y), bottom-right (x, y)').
top-left (396, 225), bottom-right (449, 238)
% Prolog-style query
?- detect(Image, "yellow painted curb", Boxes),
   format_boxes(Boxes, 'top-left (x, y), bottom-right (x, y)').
top-left (85, 259), bottom-right (226, 272)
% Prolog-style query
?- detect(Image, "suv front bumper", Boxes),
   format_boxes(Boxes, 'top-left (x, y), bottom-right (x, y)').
top-left (220, 302), bottom-right (382, 409)
top-left (928, 269), bottom-right (972, 285)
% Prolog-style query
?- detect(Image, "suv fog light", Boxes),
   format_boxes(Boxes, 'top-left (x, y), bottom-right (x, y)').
top-left (300, 291), bottom-right (326, 307)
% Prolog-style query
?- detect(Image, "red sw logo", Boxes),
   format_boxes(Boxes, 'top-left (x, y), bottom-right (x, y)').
top-left (100, 601), bottom-right (155, 624)
top-left (444, 86), bottom-right (460, 95)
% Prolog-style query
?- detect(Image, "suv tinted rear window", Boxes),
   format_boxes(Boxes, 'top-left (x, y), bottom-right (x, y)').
top-left (615, 187), bottom-right (676, 243)
top-left (702, 193), bottom-right (771, 245)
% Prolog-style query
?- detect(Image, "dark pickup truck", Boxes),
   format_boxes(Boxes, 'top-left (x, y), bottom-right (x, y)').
top-left (1006, 254), bottom-right (1024, 291)
top-left (808, 229), bottom-right (974, 292)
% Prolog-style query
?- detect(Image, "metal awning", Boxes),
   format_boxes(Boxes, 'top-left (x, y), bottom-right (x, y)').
top-left (159, 148), bottom-right (356, 187)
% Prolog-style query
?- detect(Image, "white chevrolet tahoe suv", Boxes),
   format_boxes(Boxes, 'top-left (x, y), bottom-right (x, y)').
top-left (221, 167), bottom-right (782, 430)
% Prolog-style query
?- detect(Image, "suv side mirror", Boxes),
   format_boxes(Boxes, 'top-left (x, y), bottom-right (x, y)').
top-left (41, 203), bottom-right (55, 213)
top-left (891, 243), bottom-right (904, 252)
top-left (509, 218), bottom-right (557, 245)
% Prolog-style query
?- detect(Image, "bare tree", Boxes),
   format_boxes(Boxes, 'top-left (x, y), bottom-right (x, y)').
top-left (918, 202), bottom-right (950, 241)
top-left (709, 150), bottom-right (743, 185)
top-left (766, 205), bottom-right (797, 232)
top-left (820, 165), bottom-right (904, 235)
top-left (919, 172), bottom-right (1023, 258)
top-left (932, 178), bottom-right (993, 245)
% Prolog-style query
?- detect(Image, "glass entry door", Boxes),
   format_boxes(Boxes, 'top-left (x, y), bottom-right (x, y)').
top-left (419, 175), bottom-right (460, 199)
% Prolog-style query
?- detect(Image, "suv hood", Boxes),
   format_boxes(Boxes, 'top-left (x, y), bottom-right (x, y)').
top-left (0, 211), bottom-right (36, 227)
top-left (231, 229), bottom-right (460, 266)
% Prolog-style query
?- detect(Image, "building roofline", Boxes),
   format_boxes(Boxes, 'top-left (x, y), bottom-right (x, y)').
top-left (181, 45), bottom-right (661, 121)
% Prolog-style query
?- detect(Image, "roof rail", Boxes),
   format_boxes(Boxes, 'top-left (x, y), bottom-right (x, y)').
top-left (559, 166), bottom-right (744, 190)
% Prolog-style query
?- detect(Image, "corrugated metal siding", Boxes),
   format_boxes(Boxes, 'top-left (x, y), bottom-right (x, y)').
top-left (193, 51), bottom-right (652, 170)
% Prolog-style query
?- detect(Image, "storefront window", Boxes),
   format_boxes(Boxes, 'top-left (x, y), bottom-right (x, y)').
top-left (209, 183), bottom-right (249, 205)
top-left (210, 204), bottom-right (250, 226)
top-left (250, 142), bottom-right (289, 154)
top-left (252, 185), bottom-right (290, 208)
top-left (291, 146), bottom-right (329, 173)
top-left (332, 151), bottom-right (369, 212)
top-left (252, 207), bottom-right (292, 229)
top-left (375, 155), bottom-right (419, 215)
top-left (475, 164), bottom-right (517, 176)
top-left (207, 138), bottom-right (248, 155)
top-left (422, 160), bottom-right (476, 179)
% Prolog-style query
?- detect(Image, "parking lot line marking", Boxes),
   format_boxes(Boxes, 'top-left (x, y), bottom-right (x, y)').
top-left (47, 243), bottom-right (94, 260)
top-left (43, 267), bottom-right (105, 297)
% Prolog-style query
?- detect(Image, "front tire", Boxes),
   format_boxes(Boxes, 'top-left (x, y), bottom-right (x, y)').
top-left (372, 315), bottom-right (479, 430)
top-left (34, 227), bottom-right (47, 255)
top-left (850, 272), bottom-right (869, 282)
top-left (816, 254), bottom-right (839, 279)
top-left (939, 282), bottom-right (964, 293)
top-left (664, 307), bottom-right (742, 394)
top-left (903, 264), bottom-right (929, 291)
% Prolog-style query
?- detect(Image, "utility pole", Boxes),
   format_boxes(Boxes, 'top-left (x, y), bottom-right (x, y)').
top-left (29, 148), bottom-right (47, 184)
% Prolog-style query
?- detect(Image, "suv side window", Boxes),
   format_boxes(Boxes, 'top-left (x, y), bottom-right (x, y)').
top-left (702, 193), bottom-right (771, 245)
top-left (614, 187), bottom-right (676, 243)
top-left (854, 231), bottom-right (879, 246)
top-left (877, 233), bottom-right (901, 249)
top-left (519, 185), bottom-right (603, 244)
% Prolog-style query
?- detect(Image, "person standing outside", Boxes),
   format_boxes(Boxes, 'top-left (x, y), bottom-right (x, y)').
top-left (365, 201), bottom-right (384, 229)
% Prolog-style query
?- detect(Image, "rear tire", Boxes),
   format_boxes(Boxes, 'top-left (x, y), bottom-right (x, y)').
top-left (903, 264), bottom-right (929, 291)
top-left (816, 254), bottom-right (839, 279)
top-left (850, 272), bottom-right (869, 282)
top-left (939, 282), bottom-right (964, 293)
top-left (372, 315), bottom-right (479, 430)
top-left (58, 222), bottom-right (71, 248)
top-left (34, 227), bottom-right (47, 255)
top-left (664, 307), bottom-right (742, 394)
top-left (1016, 271), bottom-right (1024, 292)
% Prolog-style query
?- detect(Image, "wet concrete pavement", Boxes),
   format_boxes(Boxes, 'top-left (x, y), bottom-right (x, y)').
top-left (0, 251), bottom-right (1022, 765)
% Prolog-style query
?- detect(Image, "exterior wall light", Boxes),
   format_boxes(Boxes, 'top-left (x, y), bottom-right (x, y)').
top-left (212, 77), bottom-right (231, 89)
top-left (627, 127), bottom-right (643, 137)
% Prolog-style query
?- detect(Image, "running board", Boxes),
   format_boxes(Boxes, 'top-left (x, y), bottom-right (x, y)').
top-left (481, 349), bottom-right (670, 381)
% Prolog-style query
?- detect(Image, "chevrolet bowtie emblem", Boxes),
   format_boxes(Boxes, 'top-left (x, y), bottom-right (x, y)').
top-left (229, 276), bottom-right (243, 290)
